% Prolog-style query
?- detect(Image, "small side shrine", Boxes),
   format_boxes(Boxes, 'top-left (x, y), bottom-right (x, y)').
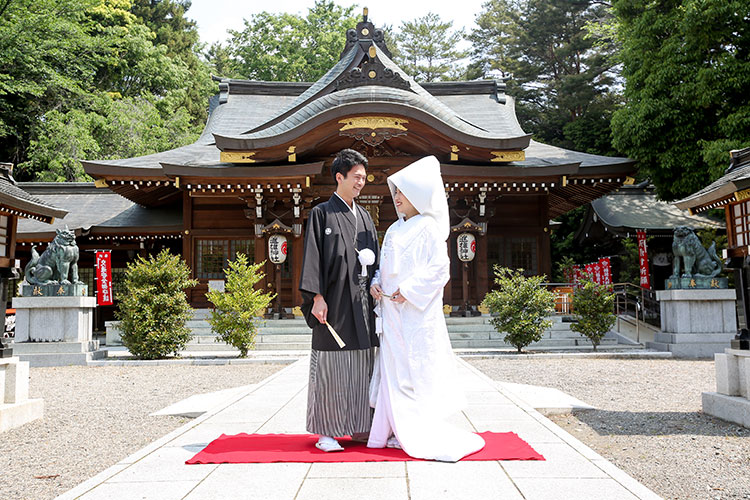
top-left (0, 162), bottom-right (66, 431)
top-left (577, 183), bottom-right (724, 288)
top-left (674, 147), bottom-right (750, 424)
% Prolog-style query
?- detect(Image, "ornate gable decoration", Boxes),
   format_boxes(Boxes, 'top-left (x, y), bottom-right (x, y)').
top-left (338, 116), bottom-right (409, 146)
top-left (335, 10), bottom-right (410, 92)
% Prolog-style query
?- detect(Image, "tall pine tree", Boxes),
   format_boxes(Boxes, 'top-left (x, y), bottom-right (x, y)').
top-left (470, 0), bottom-right (620, 155)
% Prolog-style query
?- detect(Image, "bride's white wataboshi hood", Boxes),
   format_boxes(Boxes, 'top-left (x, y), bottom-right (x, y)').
top-left (386, 156), bottom-right (449, 241)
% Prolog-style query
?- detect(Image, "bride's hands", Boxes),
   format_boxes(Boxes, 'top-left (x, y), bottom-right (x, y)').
top-left (390, 289), bottom-right (406, 304)
top-left (370, 283), bottom-right (384, 300)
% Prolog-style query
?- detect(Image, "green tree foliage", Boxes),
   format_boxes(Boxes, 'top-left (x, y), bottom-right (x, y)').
top-left (617, 237), bottom-right (640, 285)
top-left (0, 0), bottom-right (211, 180)
top-left (224, 1), bottom-right (358, 81)
top-left (116, 249), bottom-right (198, 359)
top-left (394, 12), bottom-right (467, 82)
top-left (571, 277), bottom-right (616, 351)
top-left (22, 94), bottom-right (197, 181)
top-left (482, 266), bottom-right (555, 353)
top-left (611, 0), bottom-right (750, 201)
top-left (470, 0), bottom-right (621, 155)
top-left (206, 254), bottom-right (275, 357)
top-left (129, 0), bottom-right (213, 125)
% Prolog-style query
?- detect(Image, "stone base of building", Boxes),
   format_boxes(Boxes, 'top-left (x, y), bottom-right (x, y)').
top-left (11, 341), bottom-right (106, 367)
top-left (701, 349), bottom-right (750, 428)
top-left (647, 332), bottom-right (737, 358)
top-left (0, 356), bottom-right (43, 432)
top-left (12, 296), bottom-right (96, 342)
top-left (653, 289), bottom-right (737, 357)
top-left (105, 321), bottom-right (122, 346)
top-left (702, 392), bottom-right (750, 428)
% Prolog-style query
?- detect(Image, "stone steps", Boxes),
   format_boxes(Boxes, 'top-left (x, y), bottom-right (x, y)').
top-left (177, 310), bottom-right (624, 353)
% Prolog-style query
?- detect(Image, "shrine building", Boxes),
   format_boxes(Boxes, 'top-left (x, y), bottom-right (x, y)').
top-left (16, 13), bottom-right (636, 321)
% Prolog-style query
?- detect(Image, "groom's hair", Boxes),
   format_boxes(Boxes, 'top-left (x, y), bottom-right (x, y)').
top-left (332, 149), bottom-right (368, 181)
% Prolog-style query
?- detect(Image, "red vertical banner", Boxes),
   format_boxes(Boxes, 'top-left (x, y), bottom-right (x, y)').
top-left (96, 251), bottom-right (113, 306)
top-left (637, 231), bottom-right (651, 289)
top-left (599, 257), bottom-right (612, 285)
top-left (593, 261), bottom-right (603, 284)
top-left (584, 263), bottom-right (594, 280)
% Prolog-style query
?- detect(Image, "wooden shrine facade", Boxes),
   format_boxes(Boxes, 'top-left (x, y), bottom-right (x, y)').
top-left (74, 12), bottom-right (635, 314)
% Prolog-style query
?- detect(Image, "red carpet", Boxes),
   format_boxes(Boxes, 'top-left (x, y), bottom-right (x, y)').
top-left (186, 432), bottom-right (544, 464)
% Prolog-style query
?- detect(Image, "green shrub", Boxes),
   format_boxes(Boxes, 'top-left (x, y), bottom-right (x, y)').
top-left (116, 249), bottom-right (198, 359)
top-left (570, 277), bottom-right (616, 351)
top-left (206, 254), bottom-right (275, 357)
top-left (482, 266), bottom-right (556, 353)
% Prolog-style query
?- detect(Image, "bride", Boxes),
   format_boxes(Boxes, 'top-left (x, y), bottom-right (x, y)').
top-left (367, 156), bottom-right (485, 462)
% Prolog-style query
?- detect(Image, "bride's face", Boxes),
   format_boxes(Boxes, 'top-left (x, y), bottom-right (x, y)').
top-left (394, 187), bottom-right (419, 220)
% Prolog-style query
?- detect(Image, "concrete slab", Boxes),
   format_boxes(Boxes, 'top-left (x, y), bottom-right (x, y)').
top-left (296, 477), bottom-right (408, 500)
top-left (151, 385), bottom-right (257, 418)
top-left (513, 477), bottom-right (641, 500)
top-left (77, 480), bottom-right (200, 500)
top-left (497, 381), bottom-right (595, 414)
top-left (185, 463), bottom-right (309, 500)
top-left (54, 357), bottom-right (662, 500)
top-left (407, 461), bottom-right (524, 500)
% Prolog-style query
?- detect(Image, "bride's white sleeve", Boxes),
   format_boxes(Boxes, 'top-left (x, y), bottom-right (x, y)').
top-left (397, 225), bottom-right (450, 311)
top-left (370, 269), bottom-right (381, 287)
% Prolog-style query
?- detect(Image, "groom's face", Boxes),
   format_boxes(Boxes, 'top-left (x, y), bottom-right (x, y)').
top-left (336, 164), bottom-right (367, 199)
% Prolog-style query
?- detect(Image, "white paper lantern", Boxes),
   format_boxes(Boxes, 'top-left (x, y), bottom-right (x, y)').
top-left (268, 234), bottom-right (288, 264)
top-left (457, 232), bottom-right (476, 262)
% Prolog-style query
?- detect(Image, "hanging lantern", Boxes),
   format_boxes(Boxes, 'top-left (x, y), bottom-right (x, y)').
top-left (457, 232), bottom-right (476, 262)
top-left (268, 234), bottom-right (288, 264)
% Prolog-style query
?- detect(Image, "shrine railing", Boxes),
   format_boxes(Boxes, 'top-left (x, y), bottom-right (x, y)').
top-left (540, 282), bottom-right (660, 328)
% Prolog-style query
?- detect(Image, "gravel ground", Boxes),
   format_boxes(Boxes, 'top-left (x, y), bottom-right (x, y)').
top-left (469, 357), bottom-right (750, 500)
top-left (1, 363), bottom-right (285, 500)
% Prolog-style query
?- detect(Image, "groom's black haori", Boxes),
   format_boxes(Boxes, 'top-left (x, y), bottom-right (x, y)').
top-left (299, 149), bottom-right (379, 437)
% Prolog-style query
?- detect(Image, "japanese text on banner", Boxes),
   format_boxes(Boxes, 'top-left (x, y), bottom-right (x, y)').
top-left (96, 251), bottom-right (113, 306)
top-left (637, 231), bottom-right (651, 289)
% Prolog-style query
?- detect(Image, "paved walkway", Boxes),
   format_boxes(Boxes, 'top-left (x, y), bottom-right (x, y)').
top-left (56, 358), bottom-right (662, 500)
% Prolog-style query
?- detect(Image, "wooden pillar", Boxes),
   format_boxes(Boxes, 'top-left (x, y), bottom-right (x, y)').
top-left (476, 231), bottom-right (488, 302)
top-left (292, 234), bottom-right (303, 307)
top-left (255, 233), bottom-right (266, 289)
top-left (540, 194), bottom-right (551, 278)
top-left (462, 262), bottom-right (469, 307)
top-left (444, 233), bottom-right (453, 305)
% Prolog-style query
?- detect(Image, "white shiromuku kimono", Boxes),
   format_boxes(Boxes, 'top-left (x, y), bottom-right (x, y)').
top-left (367, 156), bottom-right (485, 462)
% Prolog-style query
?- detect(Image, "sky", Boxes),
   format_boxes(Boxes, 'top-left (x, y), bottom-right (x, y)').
top-left (185, 0), bottom-right (489, 46)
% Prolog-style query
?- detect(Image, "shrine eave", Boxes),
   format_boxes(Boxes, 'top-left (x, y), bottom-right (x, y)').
top-left (441, 162), bottom-right (579, 178)
top-left (0, 175), bottom-right (68, 223)
top-left (160, 161), bottom-right (324, 179)
top-left (674, 176), bottom-right (750, 213)
top-left (81, 161), bottom-right (169, 179)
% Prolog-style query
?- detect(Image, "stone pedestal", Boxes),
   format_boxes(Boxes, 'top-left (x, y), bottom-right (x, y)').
top-left (702, 349), bottom-right (750, 428)
top-left (0, 356), bottom-right (43, 432)
top-left (648, 289), bottom-right (737, 357)
top-left (11, 296), bottom-right (106, 366)
top-left (105, 321), bottom-right (123, 346)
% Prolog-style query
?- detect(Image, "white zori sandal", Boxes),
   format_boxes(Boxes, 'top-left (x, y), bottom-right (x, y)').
top-left (315, 436), bottom-right (344, 452)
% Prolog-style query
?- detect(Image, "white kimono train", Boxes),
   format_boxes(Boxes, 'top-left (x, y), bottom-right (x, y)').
top-left (367, 214), bottom-right (485, 462)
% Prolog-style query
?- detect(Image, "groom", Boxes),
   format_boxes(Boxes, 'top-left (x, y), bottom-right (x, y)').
top-left (299, 148), bottom-right (380, 452)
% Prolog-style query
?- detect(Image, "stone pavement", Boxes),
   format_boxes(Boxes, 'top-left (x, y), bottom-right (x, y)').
top-left (56, 358), bottom-right (662, 500)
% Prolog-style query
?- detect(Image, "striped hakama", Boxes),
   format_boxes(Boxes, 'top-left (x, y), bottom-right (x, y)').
top-left (306, 347), bottom-right (376, 437)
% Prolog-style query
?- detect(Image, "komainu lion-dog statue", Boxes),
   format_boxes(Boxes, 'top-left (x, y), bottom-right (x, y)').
top-left (24, 226), bottom-right (83, 285)
top-left (670, 226), bottom-right (722, 278)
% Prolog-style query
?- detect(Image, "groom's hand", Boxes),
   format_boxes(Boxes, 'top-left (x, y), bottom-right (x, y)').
top-left (312, 294), bottom-right (328, 324)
